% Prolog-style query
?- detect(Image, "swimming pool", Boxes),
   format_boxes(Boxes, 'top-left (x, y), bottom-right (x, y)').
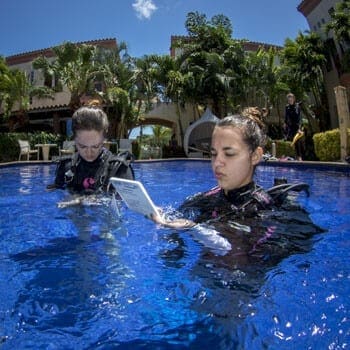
top-left (0, 161), bottom-right (349, 349)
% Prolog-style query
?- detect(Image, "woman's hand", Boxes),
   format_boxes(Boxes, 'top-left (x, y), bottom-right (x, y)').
top-left (150, 213), bottom-right (196, 229)
top-left (57, 196), bottom-right (82, 208)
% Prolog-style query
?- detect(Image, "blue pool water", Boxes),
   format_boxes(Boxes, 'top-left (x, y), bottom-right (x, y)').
top-left (0, 161), bottom-right (349, 349)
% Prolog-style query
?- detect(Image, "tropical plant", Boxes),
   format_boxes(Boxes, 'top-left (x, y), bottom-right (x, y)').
top-left (325, 0), bottom-right (350, 46)
top-left (33, 42), bottom-right (103, 111)
top-left (132, 54), bottom-right (160, 112)
top-left (0, 62), bottom-right (53, 130)
top-left (96, 42), bottom-right (138, 139)
top-left (0, 56), bottom-right (8, 106)
top-left (280, 31), bottom-right (329, 130)
top-left (150, 54), bottom-right (188, 140)
top-left (150, 125), bottom-right (172, 146)
top-left (1, 69), bottom-right (31, 119)
top-left (176, 12), bottom-right (245, 117)
top-left (242, 47), bottom-right (289, 128)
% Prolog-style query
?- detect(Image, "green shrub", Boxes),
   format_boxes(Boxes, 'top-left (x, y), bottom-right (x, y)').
top-left (0, 132), bottom-right (62, 162)
top-left (313, 128), bottom-right (350, 161)
top-left (275, 140), bottom-right (295, 158)
top-left (30, 131), bottom-right (61, 146)
top-left (0, 133), bottom-right (24, 162)
top-left (266, 139), bottom-right (295, 158)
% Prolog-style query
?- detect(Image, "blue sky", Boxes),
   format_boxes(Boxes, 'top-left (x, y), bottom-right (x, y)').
top-left (1, 0), bottom-right (309, 58)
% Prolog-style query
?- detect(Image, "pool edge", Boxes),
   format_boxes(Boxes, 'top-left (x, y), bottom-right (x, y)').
top-left (1, 158), bottom-right (349, 173)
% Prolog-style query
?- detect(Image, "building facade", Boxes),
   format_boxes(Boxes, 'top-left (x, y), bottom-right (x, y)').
top-left (3, 38), bottom-right (117, 133)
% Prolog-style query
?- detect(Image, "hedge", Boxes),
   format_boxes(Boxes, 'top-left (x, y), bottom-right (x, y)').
top-left (313, 128), bottom-right (350, 161)
top-left (266, 139), bottom-right (295, 158)
top-left (0, 132), bottom-right (63, 162)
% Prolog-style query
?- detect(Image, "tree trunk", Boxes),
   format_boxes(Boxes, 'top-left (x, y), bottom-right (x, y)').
top-left (176, 102), bottom-right (185, 143)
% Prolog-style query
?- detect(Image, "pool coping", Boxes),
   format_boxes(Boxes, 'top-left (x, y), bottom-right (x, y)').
top-left (1, 158), bottom-right (349, 173)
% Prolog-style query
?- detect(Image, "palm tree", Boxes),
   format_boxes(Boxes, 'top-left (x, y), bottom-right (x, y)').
top-left (242, 49), bottom-right (268, 107)
top-left (242, 47), bottom-right (289, 128)
top-left (281, 33), bottom-right (326, 100)
top-left (132, 54), bottom-right (160, 112)
top-left (281, 31), bottom-right (329, 130)
top-left (0, 56), bottom-right (11, 115)
top-left (220, 40), bottom-right (247, 113)
top-left (0, 64), bottom-right (53, 130)
top-left (33, 42), bottom-right (102, 111)
top-left (151, 55), bottom-right (188, 140)
top-left (151, 125), bottom-right (172, 146)
top-left (173, 12), bottom-right (257, 118)
top-left (1, 69), bottom-right (31, 123)
top-left (96, 42), bottom-right (138, 139)
top-left (124, 54), bottom-right (163, 142)
top-left (177, 12), bottom-right (241, 117)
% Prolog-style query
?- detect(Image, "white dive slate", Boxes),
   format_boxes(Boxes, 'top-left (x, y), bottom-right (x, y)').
top-left (109, 177), bottom-right (161, 219)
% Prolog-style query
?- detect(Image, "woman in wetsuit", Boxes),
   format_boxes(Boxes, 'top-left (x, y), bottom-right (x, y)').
top-left (151, 112), bottom-right (322, 324)
top-left (48, 103), bottom-right (134, 203)
top-left (152, 112), bottom-right (271, 228)
top-left (284, 92), bottom-right (301, 141)
top-left (54, 105), bottom-right (111, 193)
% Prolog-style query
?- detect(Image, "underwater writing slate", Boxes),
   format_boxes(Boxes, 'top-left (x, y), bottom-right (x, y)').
top-left (109, 177), bottom-right (161, 219)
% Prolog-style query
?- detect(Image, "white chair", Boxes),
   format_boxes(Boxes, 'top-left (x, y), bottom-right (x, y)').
top-left (119, 139), bottom-right (133, 153)
top-left (18, 140), bottom-right (39, 161)
top-left (59, 141), bottom-right (75, 156)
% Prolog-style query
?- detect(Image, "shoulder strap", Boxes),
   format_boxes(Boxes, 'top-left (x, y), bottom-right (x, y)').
top-left (63, 152), bottom-right (80, 184)
top-left (266, 183), bottom-right (309, 205)
top-left (98, 150), bottom-right (135, 191)
top-left (110, 151), bottom-right (135, 174)
top-left (92, 150), bottom-right (113, 190)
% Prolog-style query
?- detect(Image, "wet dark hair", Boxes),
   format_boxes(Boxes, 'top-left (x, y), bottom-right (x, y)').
top-left (72, 106), bottom-right (109, 138)
top-left (216, 113), bottom-right (267, 152)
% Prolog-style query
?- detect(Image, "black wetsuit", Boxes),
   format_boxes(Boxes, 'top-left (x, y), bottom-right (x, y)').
top-left (52, 148), bottom-right (134, 194)
top-left (179, 182), bottom-right (274, 223)
top-left (178, 181), bottom-right (323, 272)
top-left (285, 103), bottom-right (301, 141)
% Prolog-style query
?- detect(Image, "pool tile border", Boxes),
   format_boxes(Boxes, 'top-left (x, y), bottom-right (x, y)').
top-left (1, 158), bottom-right (349, 174)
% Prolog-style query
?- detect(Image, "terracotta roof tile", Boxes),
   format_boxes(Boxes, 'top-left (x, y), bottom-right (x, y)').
top-left (6, 38), bottom-right (117, 65)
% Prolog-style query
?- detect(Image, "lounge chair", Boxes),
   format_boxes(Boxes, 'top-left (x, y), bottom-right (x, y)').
top-left (18, 140), bottom-right (39, 161)
top-left (119, 139), bottom-right (133, 153)
top-left (59, 141), bottom-right (75, 157)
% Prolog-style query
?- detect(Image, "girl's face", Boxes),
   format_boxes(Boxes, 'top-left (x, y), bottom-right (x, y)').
top-left (211, 126), bottom-right (262, 193)
top-left (75, 130), bottom-right (105, 162)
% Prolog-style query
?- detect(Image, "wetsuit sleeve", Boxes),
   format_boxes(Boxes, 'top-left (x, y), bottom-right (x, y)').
top-left (178, 189), bottom-right (222, 223)
top-left (54, 160), bottom-right (68, 188)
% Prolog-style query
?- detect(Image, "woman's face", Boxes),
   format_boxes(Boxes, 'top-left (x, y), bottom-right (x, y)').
top-left (211, 126), bottom-right (262, 193)
top-left (287, 95), bottom-right (295, 104)
top-left (74, 129), bottom-right (105, 162)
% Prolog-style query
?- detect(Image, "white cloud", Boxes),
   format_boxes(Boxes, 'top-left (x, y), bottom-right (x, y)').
top-left (132, 0), bottom-right (158, 20)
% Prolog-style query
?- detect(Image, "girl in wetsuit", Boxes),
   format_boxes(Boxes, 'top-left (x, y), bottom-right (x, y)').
top-left (51, 104), bottom-right (111, 193)
top-left (48, 103), bottom-right (134, 199)
top-left (152, 112), bottom-right (270, 228)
